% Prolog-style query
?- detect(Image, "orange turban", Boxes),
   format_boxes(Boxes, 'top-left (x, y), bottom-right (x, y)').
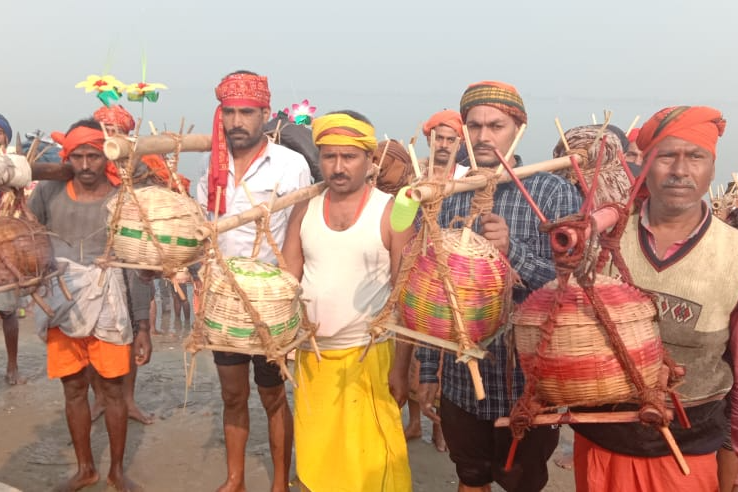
top-left (93, 105), bottom-right (135, 134)
top-left (50, 126), bottom-right (121, 185)
top-left (422, 110), bottom-right (463, 138)
top-left (459, 81), bottom-right (527, 125)
top-left (636, 106), bottom-right (726, 158)
top-left (627, 127), bottom-right (640, 143)
top-left (208, 72), bottom-right (271, 213)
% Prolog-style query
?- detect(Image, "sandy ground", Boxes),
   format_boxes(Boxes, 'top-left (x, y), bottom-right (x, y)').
top-left (0, 314), bottom-right (574, 492)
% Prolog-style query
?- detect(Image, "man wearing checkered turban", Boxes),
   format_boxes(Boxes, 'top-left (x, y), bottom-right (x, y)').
top-left (415, 80), bottom-right (582, 492)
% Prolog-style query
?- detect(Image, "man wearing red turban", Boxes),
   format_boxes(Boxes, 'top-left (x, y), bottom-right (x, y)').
top-left (195, 70), bottom-right (311, 492)
top-left (573, 106), bottom-right (738, 492)
top-left (422, 109), bottom-right (466, 179)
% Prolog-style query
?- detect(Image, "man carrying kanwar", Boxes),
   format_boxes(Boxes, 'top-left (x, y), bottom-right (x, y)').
top-left (282, 110), bottom-right (415, 491)
top-left (195, 70), bottom-right (311, 492)
top-left (573, 106), bottom-right (738, 492)
top-left (415, 81), bottom-right (582, 492)
top-left (28, 118), bottom-right (152, 491)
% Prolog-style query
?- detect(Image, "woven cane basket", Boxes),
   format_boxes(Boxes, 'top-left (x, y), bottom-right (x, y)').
top-left (399, 228), bottom-right (509, 342)
top-left (0, 216), bottom-right (54, 292)
top-left (203, 257), bottom-right (302, 354)
top-left (107, 186), bottom-right (204, 266)
top-left (513, 274), bottom-right (662, 406)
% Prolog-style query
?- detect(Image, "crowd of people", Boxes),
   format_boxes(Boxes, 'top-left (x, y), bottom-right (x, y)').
top-left (1, 69), bottom-right (737, 492)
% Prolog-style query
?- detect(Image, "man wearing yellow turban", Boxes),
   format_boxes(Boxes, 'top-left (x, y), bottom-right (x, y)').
top-left (283, 110), bottom-right (414, 491)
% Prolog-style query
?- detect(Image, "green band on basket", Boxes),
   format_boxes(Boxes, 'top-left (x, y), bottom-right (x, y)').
top-left (203, 312), bottom-right (301, 338)
top-left (225, 258), bottom-right (282, 278)
top-left (118, 227), bottom-right (199, 247)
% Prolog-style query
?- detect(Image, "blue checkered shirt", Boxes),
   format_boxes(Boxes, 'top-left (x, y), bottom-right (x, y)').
top-left (416, 162), bottom-right (582, 420)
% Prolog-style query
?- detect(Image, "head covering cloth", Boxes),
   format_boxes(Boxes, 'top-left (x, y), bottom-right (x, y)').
top-left (423, 110), bottom-right (463, 138)
top-left (627, 127), bottom-right (640, 144)
top-left (459, 81), bottom-right (527, 125)
top-left (636, 106), bottom-right (726, 158)
top-left (93, 105), bottom-right (136, 134)
top-left (372, 139), bottom-right (412, 195)
top-left (312, 113), bottom-right (377, 151)
top-left (51, 126), bottom-right (121, 185)
top-left (207, 72), bottom-right (271, 214)
top-left (552, 125), bottom-right (631, 207)
top-left (0, 114), bottom-right (12, 144)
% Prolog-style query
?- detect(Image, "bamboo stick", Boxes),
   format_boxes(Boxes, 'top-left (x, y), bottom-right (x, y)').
top-left (501, 123), bottom-right (527, 175)
top-left (411, 154), bottom-right (579, 202)
top-left (495, 411), bottom-right (645, 427)
top-left (625, 115), bottom-right (641, 137)
top-left (381, 323), bottom-right (487, 360)
top-left (104, 134), bottom-right (212, 160)
top-left (554, 118), bottom-right (570, 152)
top-left (407, 143), bottom-right (422, 179)
top-left (196, 182), bottom-right (328, 240)
top-left (461, 125), bottom-right (478, 171)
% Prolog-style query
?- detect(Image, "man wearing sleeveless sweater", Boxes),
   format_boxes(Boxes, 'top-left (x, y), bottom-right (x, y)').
top-left (573, 106), bottom-right (738, 491)
top-left (282, 110), bottom-right (414, 491)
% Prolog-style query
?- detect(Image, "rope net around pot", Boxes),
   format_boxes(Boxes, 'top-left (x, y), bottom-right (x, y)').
top-left (506, 205), bottom-right (685, 461)
top-left (373, 168), bottom-right (513, 400)
top-left (186, 199), bottom-right (315, 383)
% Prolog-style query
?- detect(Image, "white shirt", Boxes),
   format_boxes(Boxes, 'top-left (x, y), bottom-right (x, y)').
top-left (197, 141), bottom-right (311, 263)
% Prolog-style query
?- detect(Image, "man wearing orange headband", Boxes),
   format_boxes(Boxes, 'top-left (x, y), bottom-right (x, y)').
top-left (416, 81), bottom-right (582, 492)
top-left (422, 109), bottom-right (467, 179)
top-left (28, 118), bottom-right (153, 491)
top-left (195, 70), bottom-right (311, 492)
top-left (572, 106), bottom-right (738, 492)
top-left (282, 110), bottom-right (414, 491)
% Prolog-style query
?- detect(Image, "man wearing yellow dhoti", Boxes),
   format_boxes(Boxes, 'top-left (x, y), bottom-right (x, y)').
top-left (282, 110), bottom-right (415, 492)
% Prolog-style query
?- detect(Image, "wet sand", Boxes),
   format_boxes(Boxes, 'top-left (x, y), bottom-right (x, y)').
top-left (0, 315), bottom-right (574, 491)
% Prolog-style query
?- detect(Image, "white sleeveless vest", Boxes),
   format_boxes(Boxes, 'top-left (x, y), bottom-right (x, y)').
top-left (300, 187), bottom-right (392, 350)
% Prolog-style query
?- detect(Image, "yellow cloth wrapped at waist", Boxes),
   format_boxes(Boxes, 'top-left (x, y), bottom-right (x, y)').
top-left (312, 114), bottom-right (378, 151)
top-left (294, 340), bottom-right (411, 492)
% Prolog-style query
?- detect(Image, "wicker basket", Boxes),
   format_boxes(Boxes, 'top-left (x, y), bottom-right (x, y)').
top-left (203, 257), bottom-right (302, 354)
top-left (513, 274), bottom-right (662, 406)
top-left (107, 186), bottom-right (204, 266)
top-left (0, 216), bottom-right (54, 292)
top-left (399, 228), bottom-right (509, 342)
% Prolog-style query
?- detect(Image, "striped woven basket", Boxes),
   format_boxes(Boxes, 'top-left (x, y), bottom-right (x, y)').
top-left (513, 274), bottom-right (662, 406)
top-left (203, 257), bottom-right (302, 354)
top-left (399, 228), bottom-right (509, 342)
top-left (107, 186), bottom-right (204, 266)
top-left (0, 216), bottom-right (54, 293)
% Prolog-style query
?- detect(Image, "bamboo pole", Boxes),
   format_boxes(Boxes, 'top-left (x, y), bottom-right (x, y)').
top-left (495, 411), bottom-right (646, 427)
top-left (104, 134), bottom-right (212, 160)
top-left (411, 154), bottom-right (580, 203)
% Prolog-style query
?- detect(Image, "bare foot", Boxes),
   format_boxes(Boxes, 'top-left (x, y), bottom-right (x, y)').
top-left (432, 424), bottom-right (448, 452)
top-left (53, 467), bottom-right (99, 491)
top-left (403, 421), bottom-right (422, 440)
top-left (107, 471), bottom-right (142, 492)
top-left (4, 365), bottom-right (26, 385)
top-left (554, 449), bottom-right (573, 470)
top-left (127, 403), bottom-right (155, 425)
top-left (215, 478), bottom-right (246, 492)
top-left (91, 401), bottom-right (106, 422)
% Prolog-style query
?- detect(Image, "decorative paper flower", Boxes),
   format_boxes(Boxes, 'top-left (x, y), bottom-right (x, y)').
top-left (75, 74), bottom-right (126, 107)
top-left (75, 74), bottom-right (125, 94)
top-left (290, 99), bottom-right (316, 125)
top-left (126, 81), bottom-right (167, 102)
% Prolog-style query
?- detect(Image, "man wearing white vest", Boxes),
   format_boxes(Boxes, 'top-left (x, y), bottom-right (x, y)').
top-left (282, 110), bottom-right (414, 491)
top-left (573, 106), bottom-right (738, 492)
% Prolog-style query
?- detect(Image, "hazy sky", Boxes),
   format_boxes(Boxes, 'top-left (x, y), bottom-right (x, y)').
top-left (5, 0), bottom-right (738, 188)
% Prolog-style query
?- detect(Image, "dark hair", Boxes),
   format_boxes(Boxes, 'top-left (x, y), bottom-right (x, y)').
top-left (326, 110), bottom-right (373, 126)
top-left (67, 118), bottom-right (102, 135)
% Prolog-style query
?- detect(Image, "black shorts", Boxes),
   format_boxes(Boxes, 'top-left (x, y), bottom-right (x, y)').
top-left (212, 351), bottom-right (284, 388)
top-left (440, 397), bottom-right (559, 491)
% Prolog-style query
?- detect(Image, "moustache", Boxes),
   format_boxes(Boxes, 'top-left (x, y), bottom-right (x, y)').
top-left (227, 129), bottom-right (249, 137)
top-left (473, 144), bottom-right (497, 152)
top-left (662, 177), bottom-right (697, 189)
top-left (330, 173), bottom-right (349, 180)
